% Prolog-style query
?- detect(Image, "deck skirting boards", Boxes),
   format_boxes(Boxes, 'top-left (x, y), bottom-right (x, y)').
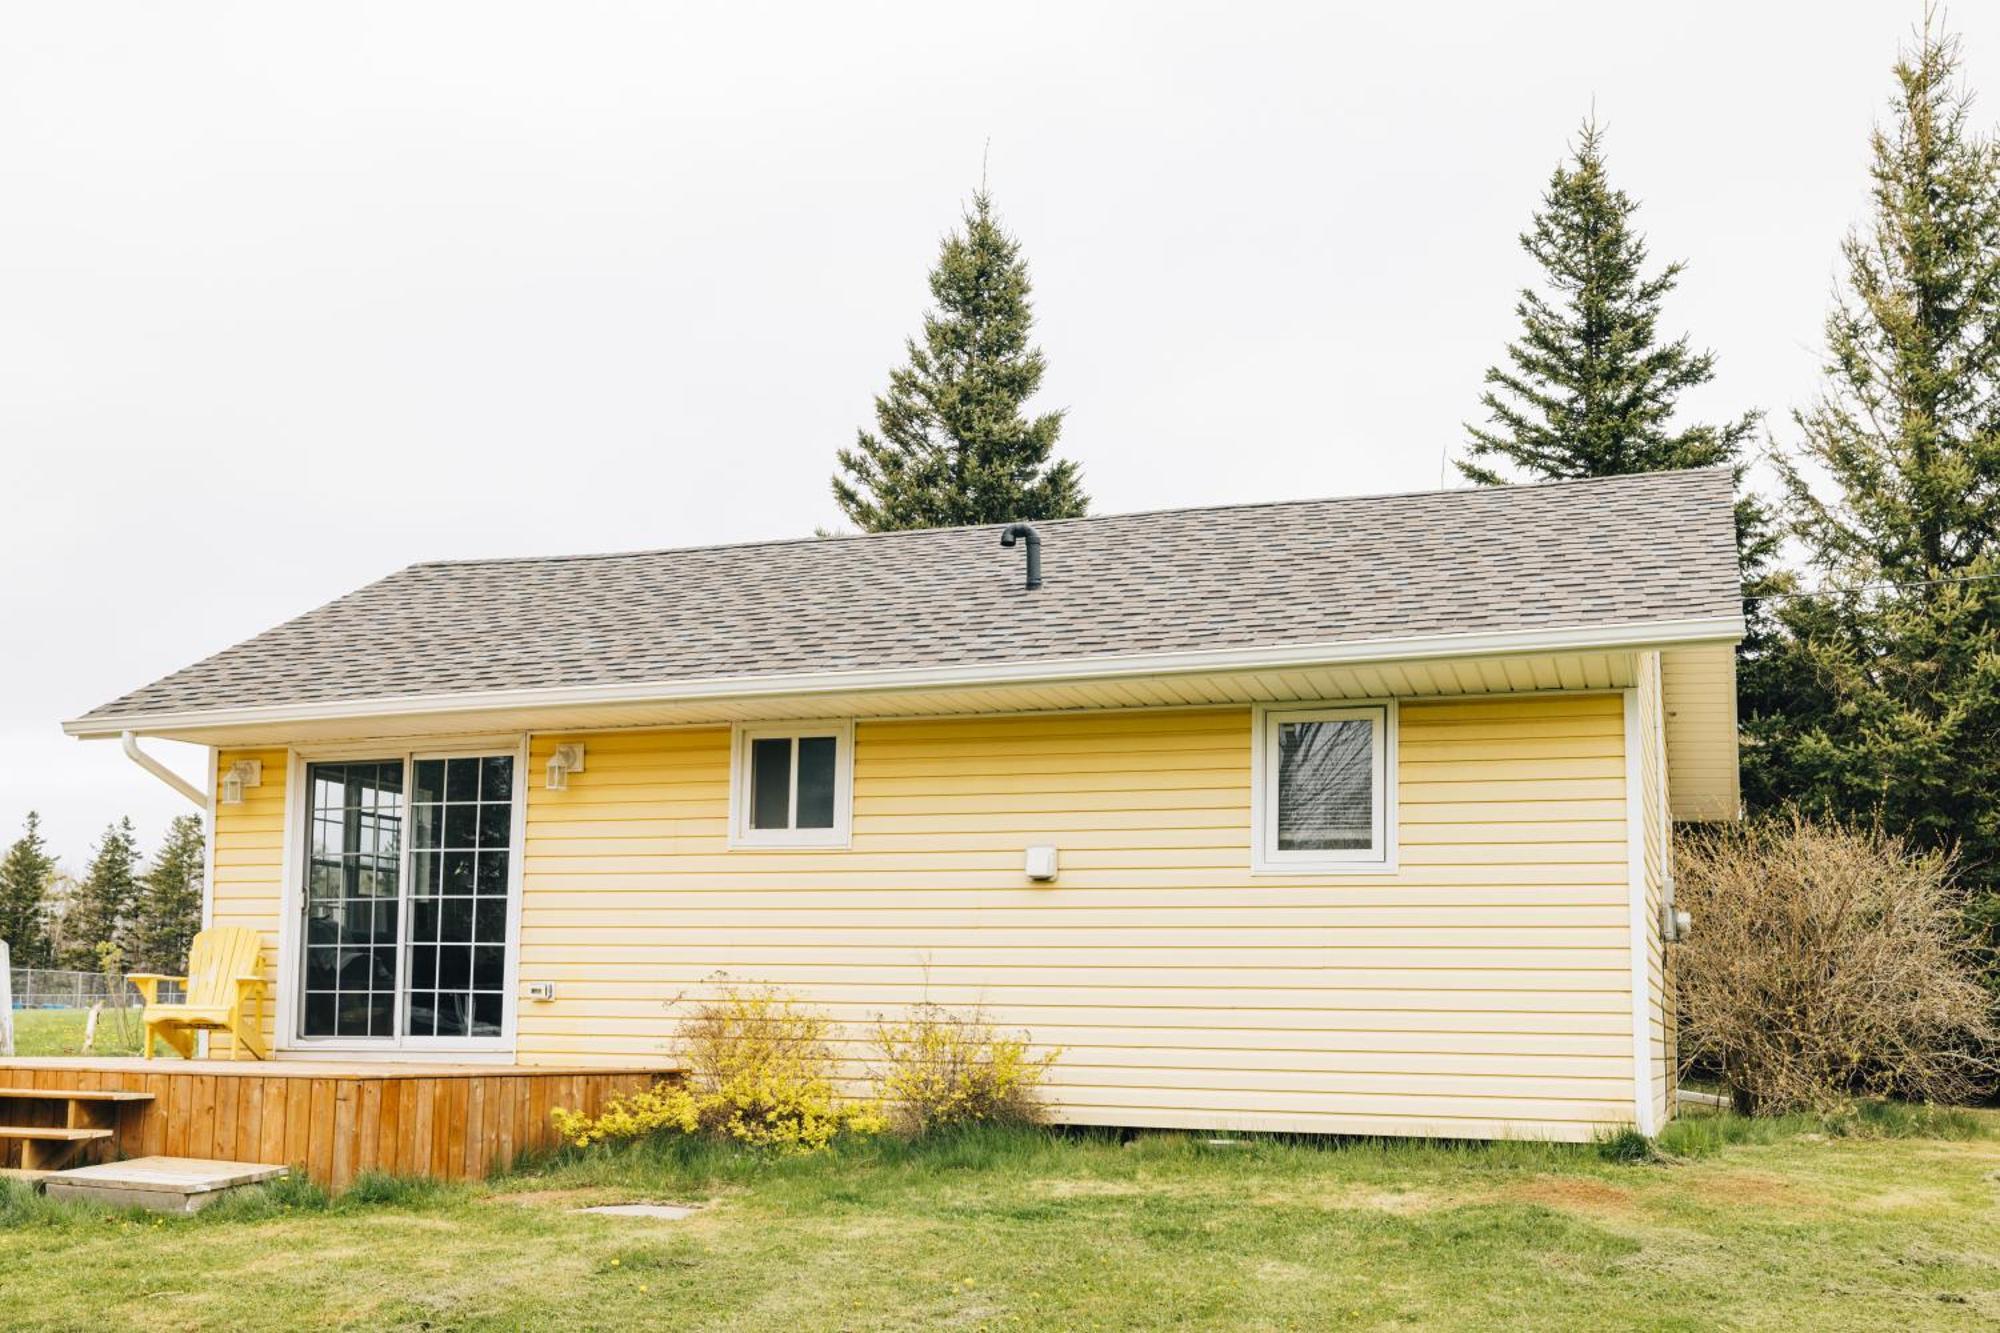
top-left (0, 1060), bottom-right (676, 1189)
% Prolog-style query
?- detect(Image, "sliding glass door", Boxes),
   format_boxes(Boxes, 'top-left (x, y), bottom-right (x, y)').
top-left (405, 757), bottom-right (513, 1039)
top-left (303, 762), bottom-right (404, 1038)
top-left (300, 751), bottom-right (517, 1045)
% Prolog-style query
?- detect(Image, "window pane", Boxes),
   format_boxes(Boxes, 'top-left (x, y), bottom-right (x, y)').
top-left (444, 804), bottom-right (479, 849)
top-left (480, 756), bottom-right (514, 802)
top-left (434, 992), bottom-right (468, 1038)
top-left (796, 736), bottom-right (837, 829)
top-left (412, 759), bottom-right (445, 804)
top-left (475, 898), bottom-right (507, 942)
top-left (471, 992), bottom-right (502, 1037)
top-left (750, 737), bottom-right (792, 830)
top-left (1276, 719), bottom-right (1375, 851)
top-left (445, 758), bottom-right (480, 802)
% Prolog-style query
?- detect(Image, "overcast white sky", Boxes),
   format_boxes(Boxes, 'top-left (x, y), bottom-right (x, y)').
top-left (1, 2), bottom-right (1992, 872)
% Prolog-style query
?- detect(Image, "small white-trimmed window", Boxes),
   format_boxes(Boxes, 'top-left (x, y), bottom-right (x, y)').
top-left (1252, 704), bottom-right (1395, 873)
top-left (729, 721), bottom-right (854, 848)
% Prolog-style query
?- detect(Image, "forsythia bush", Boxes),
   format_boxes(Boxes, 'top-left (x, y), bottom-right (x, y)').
top-left (875, 1003), bottom-right (1057, 1133)
top-left (551, 1081), bottom-right (699, 1149)
top-left (551, 984), bottom-right (886, 1153)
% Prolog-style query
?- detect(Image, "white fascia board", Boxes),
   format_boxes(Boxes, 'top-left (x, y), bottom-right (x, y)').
top-left (64, 615), bottom-right (1745, 740)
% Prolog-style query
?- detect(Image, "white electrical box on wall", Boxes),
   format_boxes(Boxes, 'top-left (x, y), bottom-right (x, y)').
top-left (525, 981), bottom-right (557, 1002)
top-left (1024, 845), bottom-right (1059, 882)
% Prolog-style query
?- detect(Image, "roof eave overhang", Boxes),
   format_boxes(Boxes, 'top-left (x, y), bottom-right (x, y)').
top-left (64, 614), bottom-right (1746, 741)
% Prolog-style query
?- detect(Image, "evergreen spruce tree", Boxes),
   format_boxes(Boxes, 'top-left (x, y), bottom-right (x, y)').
top-left (131, 815), bottom-right (205, 974)
top-left (1743, 20), bottom-right (2000, 962)
top-left (1458, 119), bottom-right (1761, 488)
top-left (61, 817), bottom-right (140, 970)
top-left (833, 191), bottom-right (1086, 532)
top-left (0, 812), bottom-right (56, 967)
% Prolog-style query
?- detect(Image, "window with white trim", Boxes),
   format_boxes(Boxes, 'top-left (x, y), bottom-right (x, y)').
top-left (730, 721), bottom-right (853, 848)
top-left (1252, 704), bottom-right (1394, 872)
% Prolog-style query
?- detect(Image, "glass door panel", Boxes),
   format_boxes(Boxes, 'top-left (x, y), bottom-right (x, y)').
top-left (301, 761), bottom-right (403, 1038)
top-left (406, 755), bottom-right (513, 1038)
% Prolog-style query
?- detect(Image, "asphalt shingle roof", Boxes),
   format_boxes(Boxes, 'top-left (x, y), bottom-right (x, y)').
top-left (75, 468), bottom-right (1743, 725)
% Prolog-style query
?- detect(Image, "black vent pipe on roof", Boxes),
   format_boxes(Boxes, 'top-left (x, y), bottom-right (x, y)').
top-left (1000, 523), bottom-right (1042, 590)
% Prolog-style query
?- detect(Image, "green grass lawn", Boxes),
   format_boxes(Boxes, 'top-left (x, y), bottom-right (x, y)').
top-left (1, 1108), bottom-right (1995, 1331)
top-left (7, 1008), bottom-right (145, 1057)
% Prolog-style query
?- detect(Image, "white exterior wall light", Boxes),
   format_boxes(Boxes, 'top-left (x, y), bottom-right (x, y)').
top-left (546, 743), bottom-right (586, 791)
top-left (220, 759), bottom-right (263, 806)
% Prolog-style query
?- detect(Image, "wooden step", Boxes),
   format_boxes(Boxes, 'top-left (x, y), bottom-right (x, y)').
top-left (0, 1124), bottom-right (115, 1173)
top-left (0, 1088), bottom-right (153, 1103)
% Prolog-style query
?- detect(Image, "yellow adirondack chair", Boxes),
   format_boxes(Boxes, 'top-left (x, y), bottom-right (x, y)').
top-left (127, 927), bottom-right (270, 1060)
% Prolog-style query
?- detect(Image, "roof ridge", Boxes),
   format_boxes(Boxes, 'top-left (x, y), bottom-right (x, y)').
top-left (405, 467), bottom-right (1734, 572)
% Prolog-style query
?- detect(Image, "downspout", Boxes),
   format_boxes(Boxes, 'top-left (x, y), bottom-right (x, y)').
top-left (122, 731), bottom-right (206, 807)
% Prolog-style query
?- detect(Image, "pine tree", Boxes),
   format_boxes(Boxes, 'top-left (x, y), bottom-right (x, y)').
top-left (61, 818), bottom-right (140, 969)
top-left (0, 812), bottom-right (56, 967)
top-left (1459, 119), bottom-right (1760, 488)
top-left (130, 815), bottom-right (205, 974)
top-left (1743, 19), bottom-right (2000, 960)
top-left (833, 191), bottom-right (1087, 532)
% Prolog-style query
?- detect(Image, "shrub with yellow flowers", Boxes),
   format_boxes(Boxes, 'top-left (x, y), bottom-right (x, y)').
top-left (874, 1002), bottom-right (1057, 1134)
top-left (550, 983), bottom-right (885, 1154)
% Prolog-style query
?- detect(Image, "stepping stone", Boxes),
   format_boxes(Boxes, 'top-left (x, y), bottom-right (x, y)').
top-left (574, 1202), bottom-right (697, 1220)
top-left (42, 1156), bottom-right (287, 1214)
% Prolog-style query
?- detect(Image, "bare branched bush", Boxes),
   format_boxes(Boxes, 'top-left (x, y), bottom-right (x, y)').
top-left (1675, 811), bottom-right (1998, 1114)
top-left (874, 1003), bottom-right (1058, 1134)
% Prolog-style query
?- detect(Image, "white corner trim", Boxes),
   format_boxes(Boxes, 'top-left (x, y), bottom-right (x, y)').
top-left (274, 749), bottom-right (306, 1052)
top-left (200, 746), bottom-right (218, 935)
top-left (726, 719), bottom-right (855, 850)
top-left (1249, 701), bottom-right (1399, 875)
top-left (63, 616), bottom-right (1746, 740)
top-left (1622, 688), bottom-right (1660, 1136)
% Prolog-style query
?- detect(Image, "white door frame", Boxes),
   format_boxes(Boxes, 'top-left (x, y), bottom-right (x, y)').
top-left (273, 734), bottom-right (526, 1059)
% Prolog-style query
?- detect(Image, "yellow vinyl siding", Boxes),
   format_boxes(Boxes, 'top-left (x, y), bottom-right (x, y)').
top-left (201, 692), bottom-right (1652, 1139)
top-left (208, 747), bottom-right (287, 1053)
top-left (517, 694), bottom-right (1640, 1140)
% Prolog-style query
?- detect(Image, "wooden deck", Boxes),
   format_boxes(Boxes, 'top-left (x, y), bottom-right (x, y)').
top-left (0, 1058), bottom-right (677, 1190)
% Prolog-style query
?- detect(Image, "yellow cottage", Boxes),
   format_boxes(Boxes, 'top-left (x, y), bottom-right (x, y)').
top-left (65, 468), bottom-right (1741, 1142)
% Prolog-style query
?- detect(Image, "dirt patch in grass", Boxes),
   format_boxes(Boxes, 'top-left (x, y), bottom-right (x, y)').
top-left (1860, 1186), bottom-right (1958, 1212)
top-left (1037, 1177), bottom-right (1148, 1198)
top-left (1697, 1169), bottom-right (1828, 1209)
top-left (1337, 1188), bottom-right (1450, 1214)
top-left (487, 1187), bottom-right (615, 1208)
top-left (1501, 1176), bottom-right (1637, 1215)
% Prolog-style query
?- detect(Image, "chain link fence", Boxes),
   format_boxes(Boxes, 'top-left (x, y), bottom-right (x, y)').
top-left (8, 968), bottom-right (184, 1009)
